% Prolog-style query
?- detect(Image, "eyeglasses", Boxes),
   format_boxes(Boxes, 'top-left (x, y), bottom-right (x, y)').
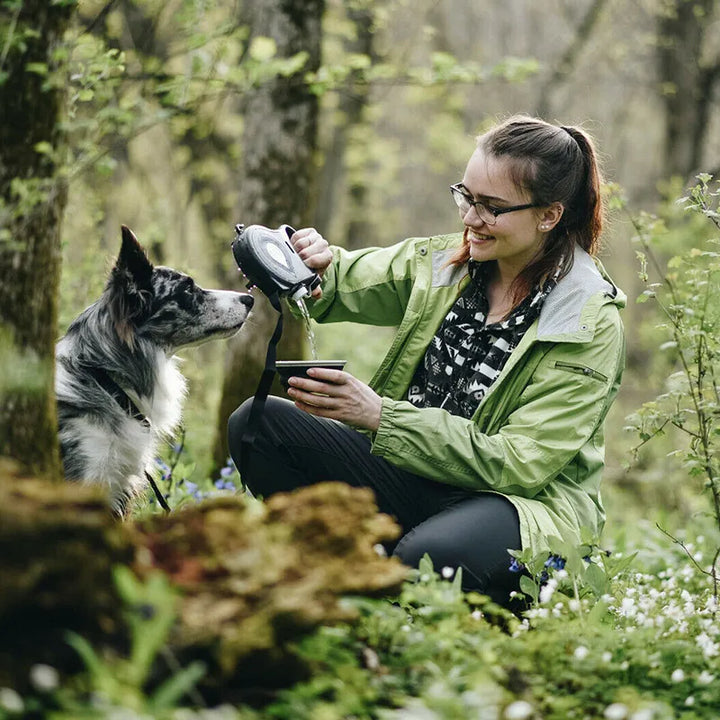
top-left (450, 183), bottom-right (541, 226)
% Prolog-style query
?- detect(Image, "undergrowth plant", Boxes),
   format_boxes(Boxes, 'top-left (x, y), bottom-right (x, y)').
top-left (625, 174), bottom-right (720, 604)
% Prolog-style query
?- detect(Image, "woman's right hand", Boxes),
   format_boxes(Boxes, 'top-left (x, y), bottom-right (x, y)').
top-left (291, 227), bottom-right (333, 298)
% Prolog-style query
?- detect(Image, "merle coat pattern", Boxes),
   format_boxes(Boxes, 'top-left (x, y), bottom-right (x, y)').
top-left (56, 226), bottom-right (253, 515)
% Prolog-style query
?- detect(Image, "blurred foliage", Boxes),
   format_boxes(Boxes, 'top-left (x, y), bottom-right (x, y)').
top-left (2, 531), bottom-right (719, 718)
top-left (625, 175), bottom-right (720, 600)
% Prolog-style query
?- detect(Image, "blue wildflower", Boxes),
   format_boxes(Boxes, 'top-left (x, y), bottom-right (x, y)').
top-left (220, 465), bottom-right (234, 478)
top-left (154, 457), bottom-right (171, 480)
top-left (544, 554), bottom-right (566, 571)
top-left (508, 557), bottom-right (525, 573)
top-left (214, 478), bottom-right (236, 492)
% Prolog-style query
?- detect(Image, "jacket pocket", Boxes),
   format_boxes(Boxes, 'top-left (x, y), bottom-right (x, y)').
top-left (554, 360), bottom-right (608, 383)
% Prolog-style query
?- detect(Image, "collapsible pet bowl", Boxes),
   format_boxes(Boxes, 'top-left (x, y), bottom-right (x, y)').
top-left (275, 360), bottom-right (347, 391)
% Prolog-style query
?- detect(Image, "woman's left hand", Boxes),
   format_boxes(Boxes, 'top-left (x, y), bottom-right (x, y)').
top-left (286, 368), bottom-right (383, 432)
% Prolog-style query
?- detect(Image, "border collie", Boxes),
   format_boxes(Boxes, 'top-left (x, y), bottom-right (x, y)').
top-left (55, 226), bottom-right (253, 515)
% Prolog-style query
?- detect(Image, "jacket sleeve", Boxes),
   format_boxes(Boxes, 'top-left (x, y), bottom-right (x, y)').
top-left (307, 241), bottom-right (418, 326)
top-left (370, 307), bottom-right (625, 498)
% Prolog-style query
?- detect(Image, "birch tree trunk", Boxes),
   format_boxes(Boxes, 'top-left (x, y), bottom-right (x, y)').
top-left (211, 0), bottom-right (325, 471)
top-left (0, 1), bottom-right (75, 479)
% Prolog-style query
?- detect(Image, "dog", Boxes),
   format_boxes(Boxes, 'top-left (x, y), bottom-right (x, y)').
top-left (55, 225), bottom-right (253, 515)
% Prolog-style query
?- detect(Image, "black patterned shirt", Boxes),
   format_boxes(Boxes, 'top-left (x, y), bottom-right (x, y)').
top-left (407, 261), bottom-right (557, 419)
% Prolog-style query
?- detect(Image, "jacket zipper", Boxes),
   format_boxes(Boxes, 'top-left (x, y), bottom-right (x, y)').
top-left (554, 360), bottom-right (608, 382)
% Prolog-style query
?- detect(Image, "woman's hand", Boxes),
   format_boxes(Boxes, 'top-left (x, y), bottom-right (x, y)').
top-left (291, 227), bottom-right (333, 298)
top-left (286, 367), bottom-right (383, 432)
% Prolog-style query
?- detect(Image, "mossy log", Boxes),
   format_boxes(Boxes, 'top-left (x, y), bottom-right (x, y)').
top-left (0, 466), bottom-right (407, 699)
top-left (132, 482), bottom-right (407, 697)
top-left (0, 460), bottom-right (134, 691)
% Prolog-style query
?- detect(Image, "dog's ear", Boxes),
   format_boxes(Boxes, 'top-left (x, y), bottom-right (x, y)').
top-left (107, 226), bottom-right (155, 348)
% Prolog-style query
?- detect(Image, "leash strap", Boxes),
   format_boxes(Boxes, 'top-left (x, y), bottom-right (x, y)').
top-left (239, 291), bottom-right (284, 489)
top-left (145, 470), bottom-right (171, 513)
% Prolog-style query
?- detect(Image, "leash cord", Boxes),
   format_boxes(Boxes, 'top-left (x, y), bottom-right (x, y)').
top-left (145, 470), bottom-right (172, 513)
top-left (238, 291), bottom-right (284, 490)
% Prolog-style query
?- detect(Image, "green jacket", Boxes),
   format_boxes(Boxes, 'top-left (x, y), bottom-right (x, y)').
top-left (308, 232), bottom-right (626, 555)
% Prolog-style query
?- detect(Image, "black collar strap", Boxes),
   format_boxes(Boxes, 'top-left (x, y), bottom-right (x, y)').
top-left (87, 366), bottom-right (151, 428)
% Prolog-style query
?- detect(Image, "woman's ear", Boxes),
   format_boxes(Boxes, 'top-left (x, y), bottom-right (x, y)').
top-left (537, 202), bottom-right (564, 232)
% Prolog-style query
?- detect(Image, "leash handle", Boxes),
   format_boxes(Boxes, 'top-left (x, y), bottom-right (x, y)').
top-left (239, 292), bottom-right (284, 489)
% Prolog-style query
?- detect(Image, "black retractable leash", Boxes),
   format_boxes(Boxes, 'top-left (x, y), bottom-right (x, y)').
top-left (230, 222), bottom-right (321, 491)
top-left (237, 290), bottom-right (284, 489)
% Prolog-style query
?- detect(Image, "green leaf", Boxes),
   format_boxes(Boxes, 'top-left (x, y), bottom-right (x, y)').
top-left (34, 141), bottom-right (53, 155)
top-left (583, 563), bottom-right (608, 597)
top-left (519, 575), bottom-right (539, 602)
top-left (25, 62), bottom-right (48, 76)
top-left (149, 661), bottom-right (206, 710)
top-left (249, 36), bottom-right (277, 62)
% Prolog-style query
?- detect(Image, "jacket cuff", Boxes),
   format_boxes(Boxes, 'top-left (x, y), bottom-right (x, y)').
top-left (371, 397), bottom-right (397, 457)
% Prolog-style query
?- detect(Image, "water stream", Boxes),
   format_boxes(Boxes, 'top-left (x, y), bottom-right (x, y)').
top-left (295, 297), bottom-right (319, 360)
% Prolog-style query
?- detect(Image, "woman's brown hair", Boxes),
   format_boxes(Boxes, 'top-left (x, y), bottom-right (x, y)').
top-left (449, 114), bottom-right (605, 306)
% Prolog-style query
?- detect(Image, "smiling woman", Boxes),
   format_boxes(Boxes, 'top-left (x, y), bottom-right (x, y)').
top-left (227, 115), bottom-right (626, 612)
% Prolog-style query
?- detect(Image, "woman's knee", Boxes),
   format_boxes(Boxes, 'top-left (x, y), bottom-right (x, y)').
top-left (392, 495), bottom-right (522, 605)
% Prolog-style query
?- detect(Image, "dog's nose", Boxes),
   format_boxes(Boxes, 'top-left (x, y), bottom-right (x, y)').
top-left (241, 294), bottom-right (254, 308)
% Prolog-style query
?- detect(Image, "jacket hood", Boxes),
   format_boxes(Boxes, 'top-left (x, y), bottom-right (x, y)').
top-left (536, 245), bottom-right (626, 342)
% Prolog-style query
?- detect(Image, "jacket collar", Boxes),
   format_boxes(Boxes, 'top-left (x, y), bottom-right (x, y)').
top-left (536, 245), bottom-right (624, 341)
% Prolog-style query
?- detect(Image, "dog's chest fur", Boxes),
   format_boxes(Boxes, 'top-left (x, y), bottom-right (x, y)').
top-left (56, 349), bottom-right (187, 509)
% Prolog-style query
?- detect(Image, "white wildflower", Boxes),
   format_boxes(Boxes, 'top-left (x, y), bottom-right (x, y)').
top-left (601, 651), bottom-right (613, 663)
top-left (604, 703), bottom-right (629, 720)
top-left (539, 578), bottom-right (557, 604)
top-left (696, 632), bottom-right (719, 658)
top-left (698, 670), bottom-right (715, 685)
top-left (568, 598), bottom-right (581, 612)
top-left (30, 664), bottom-right (59, 693)
top-left (574, 645), bottom-right (589, 660)
top-left (503, 700), bottom-right (534, 719)
top-left (619, 597), bottom-right (636, 616)
top-left (471, 610), bottom-right (483, 620)
top-left (684, 696), bottom-right (695, 707)
top-left (0, 688), bottom-right (24, 713)
top-left (629, 708), bottom-right (654, 720)
top-left (671, 668), bottom-right (685, 683)
top-left (372, 543), bottom-right (387, 557)
top-left (441, 566), bottom-right (454, 579)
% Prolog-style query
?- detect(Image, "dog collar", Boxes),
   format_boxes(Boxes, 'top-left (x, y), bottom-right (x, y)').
top-left (88, 367), bottom-right (151, 428)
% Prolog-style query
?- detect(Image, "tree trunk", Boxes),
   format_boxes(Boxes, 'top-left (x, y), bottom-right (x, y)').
top-left (211, 0), bottom-right (325, 471)
top-left (314, 4), bottom-right (376, 250)
top-left (0, 1), bottom-right (75, 479)
top-left (657, 0), bottom-right (720, 179)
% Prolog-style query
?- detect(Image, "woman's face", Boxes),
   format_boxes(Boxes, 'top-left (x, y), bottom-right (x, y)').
top-left (459, 148), bottom-right (550, 279)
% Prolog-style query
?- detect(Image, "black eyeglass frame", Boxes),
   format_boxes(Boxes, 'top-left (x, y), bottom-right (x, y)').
top-left (449, 183), bottom-right (542, 224)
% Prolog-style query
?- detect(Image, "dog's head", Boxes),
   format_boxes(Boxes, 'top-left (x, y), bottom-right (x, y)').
top-left (107, 226), bottom-right (254, 351)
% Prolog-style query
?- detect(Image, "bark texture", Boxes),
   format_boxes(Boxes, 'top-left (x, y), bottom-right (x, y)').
top-left (211, 0), bottom-right (326, 471)
top-left (657, 0), bottom-right (720, 179)
top-left (0, 1), bottom-right (75, 477)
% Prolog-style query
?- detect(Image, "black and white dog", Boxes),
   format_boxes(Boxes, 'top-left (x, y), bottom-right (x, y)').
top-left (55, 226), bottom-right (253, 515)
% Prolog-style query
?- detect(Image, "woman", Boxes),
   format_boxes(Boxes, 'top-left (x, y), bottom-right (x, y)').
top-left (227, 115), bottom-right (626, 609)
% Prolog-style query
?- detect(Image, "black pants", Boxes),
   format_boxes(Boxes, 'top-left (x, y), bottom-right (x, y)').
top-left (227, 396), bottom-right (523, 608)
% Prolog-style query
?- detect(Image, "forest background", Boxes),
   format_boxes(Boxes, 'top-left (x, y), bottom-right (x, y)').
top-left (2, 0), bottom-right (720, 717)
top-left (48, 0), bottom-right (720, 538)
